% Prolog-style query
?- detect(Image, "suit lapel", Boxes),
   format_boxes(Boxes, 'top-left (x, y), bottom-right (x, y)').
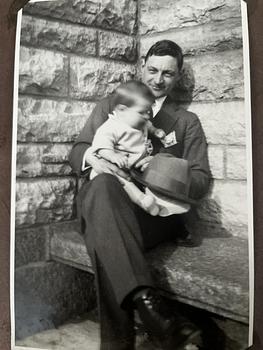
top-left (153, 96), bottom-right (180, 133)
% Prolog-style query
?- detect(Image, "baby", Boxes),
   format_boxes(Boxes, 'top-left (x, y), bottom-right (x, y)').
top-left (89, 80), bottom-right (165, 215)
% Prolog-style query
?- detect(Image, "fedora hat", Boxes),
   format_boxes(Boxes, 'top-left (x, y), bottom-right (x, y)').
top-left (131, 153), bottom-right (196, 205)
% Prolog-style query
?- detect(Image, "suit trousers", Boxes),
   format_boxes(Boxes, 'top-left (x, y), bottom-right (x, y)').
top-left (79, 173), bottom-right (185, 350)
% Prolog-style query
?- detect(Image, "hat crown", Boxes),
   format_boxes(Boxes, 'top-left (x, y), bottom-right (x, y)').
top-left (132, 153), bottom-right (194, 204)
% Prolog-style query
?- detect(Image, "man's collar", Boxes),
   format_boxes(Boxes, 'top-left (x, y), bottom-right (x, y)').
top-left (155, 95), bottom-right (167, 107)
top-left (153, 95), bottom-right (180, 133)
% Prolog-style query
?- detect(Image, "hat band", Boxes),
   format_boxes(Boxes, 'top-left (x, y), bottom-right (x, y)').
top-left (144, 169), bottom-right (188, 197)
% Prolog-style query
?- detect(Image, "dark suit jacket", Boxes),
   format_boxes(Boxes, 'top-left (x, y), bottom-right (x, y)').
top-left (69, 95), bottom-right (210, 201)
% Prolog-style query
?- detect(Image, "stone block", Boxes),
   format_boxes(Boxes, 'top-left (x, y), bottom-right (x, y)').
top-left (15, 178), bottom-right (76, 227)
top-left (197, 180), bottom-right (248, 234)
top-left (70, 57), bottom-right (137, 99)
top-left (19, 47), bottom-right (68, 97)
top-left (140, 17), bottom-right (242, 57)
top-left (16, 144), bottom-right (72, 177)
top-left (99, 31), bottom-right (137, 62)
top-left (15, 261), bottom-right (96, 339)
top-left (188, 101), bottom-right (246, 145)
top-left (174, 50), bottom-right (244, 102)
top-left (15, 226), bottom-right (49, 268)
top-left (140, 0), bottom-right (241, 35)
top-left (50, 227), bottom-right (249, 322)
top-left (24, 0), bottom-right (137, 34)
top-left (226, 147), bottom-right (247, 180)
top-left (21, 15), bottom-right (97, 56)
top-left (208, 146), bottom-right (224, 179)
top-left (17, 97), bottom-right (95, 142)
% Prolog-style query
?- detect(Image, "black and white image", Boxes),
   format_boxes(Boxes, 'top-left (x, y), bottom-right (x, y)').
top-left (11, 0), bottom-right (253, 349)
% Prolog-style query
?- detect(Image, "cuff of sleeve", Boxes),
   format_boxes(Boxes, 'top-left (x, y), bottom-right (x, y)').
top-left (82, 148), bottom-right (92, 172)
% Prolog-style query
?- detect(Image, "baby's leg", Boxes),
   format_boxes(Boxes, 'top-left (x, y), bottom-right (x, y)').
top-left (117, 176), bottom-right (159, 216)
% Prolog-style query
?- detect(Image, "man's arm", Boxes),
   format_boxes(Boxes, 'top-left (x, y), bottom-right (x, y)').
top-left (69, 99), bottom-right (110, 175)
top-left (182, 115), bottom-right (210, 200)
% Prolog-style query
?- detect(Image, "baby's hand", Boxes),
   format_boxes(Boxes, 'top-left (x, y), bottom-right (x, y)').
top-left (154, 128), bottom-right (166, 139)
top-left (111, 153), bottom-right (129, 169)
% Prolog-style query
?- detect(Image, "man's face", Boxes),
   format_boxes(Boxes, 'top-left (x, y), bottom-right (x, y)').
top-left (142, 55), bottom-right (181, 98)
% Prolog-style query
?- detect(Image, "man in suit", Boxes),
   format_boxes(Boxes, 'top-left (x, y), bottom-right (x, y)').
top-left (69, 40), bottom-right (210, 350)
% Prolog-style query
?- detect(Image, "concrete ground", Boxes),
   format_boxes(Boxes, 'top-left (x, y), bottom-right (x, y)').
top-left (16, 311), bottom-right (155, 350)
top-left (16, 310), bottom-right (200, 350)
top-left (16, 308), bottom-right (248, 350)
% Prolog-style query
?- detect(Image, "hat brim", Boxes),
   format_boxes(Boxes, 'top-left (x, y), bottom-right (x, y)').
top-left (131, 168), bottom-right (197, 205)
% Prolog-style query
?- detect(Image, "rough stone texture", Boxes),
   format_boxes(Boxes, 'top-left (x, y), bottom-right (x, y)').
top-left (174, 50), bottom-right (244, 102)
top-left (21, 15), bottom-right (97, 56)
top-left (24, 0), bottom-right (137, 35)
top-left (17, 97), bottom-right (95, 142)
top-left (19, 47), bottom-right (68, 97)
top-left (17, 310), bottom-right (249, 350)
top-left (140, 17), bottom-right (242, 57)
top-left (226, 147), bottom-right (247, 180)
top-left (140, 0), bottom-right (241, 35)
top-left (198, 180), bottom-right (248, 233)
top-left (187, 217), bottom-right (249, 240)
top-left (15, 261), bottom-right (96, 339)
top-left (15, 226), bottom-right (49, 268)
top-left (50, 221), bottom-right (93, 273)
top-left (16, 144), bottom-right (72, 177)
top-left (15, 178), bottom-right (76, 227)
top-left (50, 227), bottom-right (249, 323)
top-left (99, 31), bottom-right (137, 62)
top-left (208, 146), bottom-right (224, 179)
top-left (70, 57), bottom-right (137, 99)
top-left (188, 101), bottom-right (246, 145)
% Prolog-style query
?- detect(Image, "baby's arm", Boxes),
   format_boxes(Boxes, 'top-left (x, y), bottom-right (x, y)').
top-left (98, 149), bottom-right (129, 169)
top-left (92, 120), bottom-right (128, 168)
top-left (147, 121), bottom-right (166, 140)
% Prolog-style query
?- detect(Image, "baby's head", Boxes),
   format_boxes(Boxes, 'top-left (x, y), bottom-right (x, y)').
top-left (112, 80), bottom-right (155, 129)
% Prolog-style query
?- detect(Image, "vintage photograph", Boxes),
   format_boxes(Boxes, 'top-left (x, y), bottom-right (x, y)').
top-left (11, 0), bottom-right (253, 349)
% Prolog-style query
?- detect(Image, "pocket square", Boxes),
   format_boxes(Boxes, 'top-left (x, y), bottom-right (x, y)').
top-left (161, 131), bottom-right (177, 148)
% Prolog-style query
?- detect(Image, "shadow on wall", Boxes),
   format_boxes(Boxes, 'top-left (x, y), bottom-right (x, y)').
top-left (172, 62), bottom-right (195, 109)
top-left (184, 180), bottom-right (232, 239)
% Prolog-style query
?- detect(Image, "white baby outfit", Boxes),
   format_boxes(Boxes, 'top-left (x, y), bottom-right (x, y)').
top-left (90, 112), bottom-right (150, 168)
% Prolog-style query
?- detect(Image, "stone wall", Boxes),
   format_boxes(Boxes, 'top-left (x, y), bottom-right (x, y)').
top-left (139, 0), bottom-right (248, 238)
top-left (15, 0), bottom-right (138, 335)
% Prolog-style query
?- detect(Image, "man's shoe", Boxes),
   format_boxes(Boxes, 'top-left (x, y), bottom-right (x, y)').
top-left (134, 289), bottom-right (201, 349)
top-left (176, 232), bottom-right (199, 247)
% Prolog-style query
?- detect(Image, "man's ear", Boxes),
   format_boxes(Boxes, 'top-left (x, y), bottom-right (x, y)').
top-left (141, 56), bottom-right (146, 68)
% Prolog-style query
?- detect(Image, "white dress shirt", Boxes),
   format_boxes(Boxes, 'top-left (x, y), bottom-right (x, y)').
top-left (152, 95), bottom-right (167, 117)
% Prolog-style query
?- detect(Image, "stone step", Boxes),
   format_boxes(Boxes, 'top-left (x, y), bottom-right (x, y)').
top-left (16, 310), bottom-right (249, 350)
top-left (50, 222), bottom-right (249, 324)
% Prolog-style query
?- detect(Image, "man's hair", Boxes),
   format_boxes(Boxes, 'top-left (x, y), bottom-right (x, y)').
top-left (112, 80), bottom-right (155, 108)
top-left (145, 40), bottom-right (184, 71)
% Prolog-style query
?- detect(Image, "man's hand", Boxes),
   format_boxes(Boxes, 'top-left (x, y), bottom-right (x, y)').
top-left (134, 156), bottom-right (153, 172)
top-left (84, 149), bottom-right (130, 180)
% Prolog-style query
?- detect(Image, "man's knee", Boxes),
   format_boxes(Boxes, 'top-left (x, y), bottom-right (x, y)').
top-left (83, 173), bottom-right (125, 207)
top-left (91, 173), bottom-right (122, 191)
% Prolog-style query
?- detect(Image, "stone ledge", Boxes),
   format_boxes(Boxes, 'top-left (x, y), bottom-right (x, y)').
top-left (50, 223), bottom-right (249, 324)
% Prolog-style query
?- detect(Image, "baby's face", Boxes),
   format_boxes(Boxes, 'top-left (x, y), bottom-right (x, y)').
top-left (122, 97), bottom-right (152, 129)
